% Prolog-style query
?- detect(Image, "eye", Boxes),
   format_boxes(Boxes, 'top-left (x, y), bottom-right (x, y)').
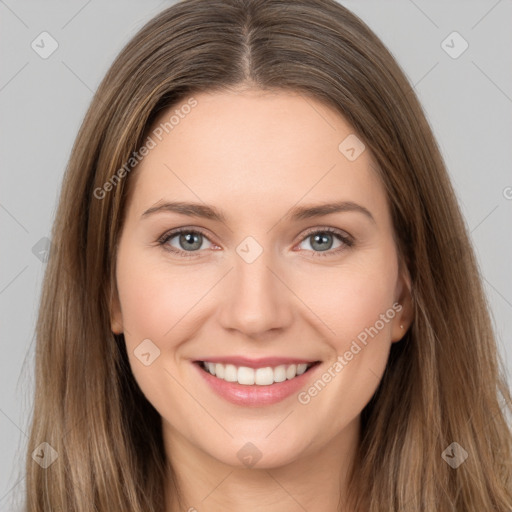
top-left (296, 228), bottom-right (354, 257)
top-left (157, 226), bottom-right (354, 258)
top-left (158, 228), bottom-right (215, 257)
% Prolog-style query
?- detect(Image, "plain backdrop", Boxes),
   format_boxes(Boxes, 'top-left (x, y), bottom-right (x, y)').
top-left (1, 1), bottom-right (511, 509)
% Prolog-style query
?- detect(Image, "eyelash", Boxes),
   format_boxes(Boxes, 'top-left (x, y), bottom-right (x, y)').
top-left (157, 227), bottom-right (354, 259)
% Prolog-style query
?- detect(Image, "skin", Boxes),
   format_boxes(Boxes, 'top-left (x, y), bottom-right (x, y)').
top-left (110, 87), bottom-right (413, 512)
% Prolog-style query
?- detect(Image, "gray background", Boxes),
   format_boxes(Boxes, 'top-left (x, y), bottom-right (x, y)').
top-left (1, 1), bottom-right (511, 509)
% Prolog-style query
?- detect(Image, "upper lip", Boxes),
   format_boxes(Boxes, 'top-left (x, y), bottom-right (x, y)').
top-left (194, 356), bottom-right (319, 368)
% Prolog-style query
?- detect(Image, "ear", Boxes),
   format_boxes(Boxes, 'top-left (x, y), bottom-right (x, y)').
top-left (391, 262), bottom-right (413, 343)
top-left (109, 280), bottom-right (124, 334)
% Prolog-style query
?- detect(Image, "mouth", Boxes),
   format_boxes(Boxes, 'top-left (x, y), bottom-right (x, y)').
top-left (194, 360), bottom-right (321, 386)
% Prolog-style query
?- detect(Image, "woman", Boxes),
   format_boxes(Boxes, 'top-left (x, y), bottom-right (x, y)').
top-left (25, 0), bottom-right (512, 510)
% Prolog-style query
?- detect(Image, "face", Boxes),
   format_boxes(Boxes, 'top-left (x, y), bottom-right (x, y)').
top-left (110, 88), bottom-right (411, 470)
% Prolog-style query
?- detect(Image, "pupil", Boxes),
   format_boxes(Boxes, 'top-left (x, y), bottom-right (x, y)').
top-left (312, 233), bottom-right (332, 251)
top-left (180, 232), bottom-right (201, 250)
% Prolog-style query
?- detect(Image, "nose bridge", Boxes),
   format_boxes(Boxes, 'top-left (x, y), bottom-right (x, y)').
top-left (218, 239), bottom-right (292, 336)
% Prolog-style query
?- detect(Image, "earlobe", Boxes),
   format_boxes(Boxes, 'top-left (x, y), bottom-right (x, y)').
top-left (111, 316), bottom-right (123, 335)
top-left (109, 284), bottom-right (124, 334)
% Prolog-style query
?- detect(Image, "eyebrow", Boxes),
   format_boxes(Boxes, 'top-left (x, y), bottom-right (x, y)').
top-left (141, 200), bottom-right (375, 224)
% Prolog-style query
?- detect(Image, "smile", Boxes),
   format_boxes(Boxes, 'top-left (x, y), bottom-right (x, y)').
top-left (198, 360), bottom-right (317, 386)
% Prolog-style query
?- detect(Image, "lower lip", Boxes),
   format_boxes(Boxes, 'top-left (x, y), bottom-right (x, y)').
top-left (193, 361), bottom-right (321, 407)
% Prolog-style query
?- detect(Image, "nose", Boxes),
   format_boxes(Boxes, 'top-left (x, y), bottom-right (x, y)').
top-left (217, 248), bottom-right (294, 339)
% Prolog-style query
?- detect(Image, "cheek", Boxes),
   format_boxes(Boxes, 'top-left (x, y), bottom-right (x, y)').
top-left (116, 247), bottom-right (213, 342)
top-left (295, 252), bottom-right (398, 393)
top-left (293, 252), bottom-right (399, 419)
top-left (294, 253), bottom-right (399, 347)
top-left (115, 248), bottom-right (205, 409)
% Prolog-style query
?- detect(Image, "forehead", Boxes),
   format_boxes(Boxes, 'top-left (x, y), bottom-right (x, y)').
top-left (127, 89), bottom-right (388, 226)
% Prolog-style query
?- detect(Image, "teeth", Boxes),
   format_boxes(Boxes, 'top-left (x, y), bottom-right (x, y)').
top-left (224, 364), bottom-right (237, 382)
top-left (297, 363), bottom-right (308, 375)
top-left (201, 361), bottom-right (313, 386)
top-left (206, 362), bottom-right (216, 375)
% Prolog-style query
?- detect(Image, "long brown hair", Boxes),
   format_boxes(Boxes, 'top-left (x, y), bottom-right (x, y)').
top-left (24, 0), bottom-right (512, 510)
